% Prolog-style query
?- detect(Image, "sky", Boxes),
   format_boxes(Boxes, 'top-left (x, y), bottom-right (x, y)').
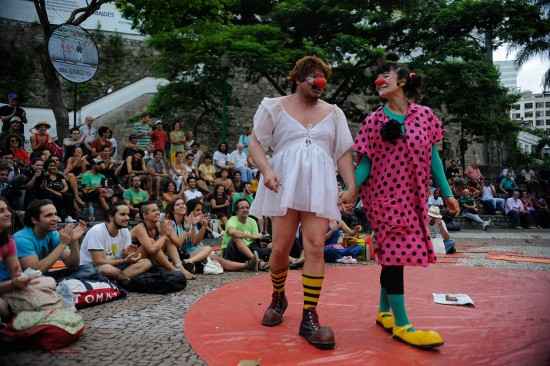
top-left (494, 45), bottom-right (549, 93)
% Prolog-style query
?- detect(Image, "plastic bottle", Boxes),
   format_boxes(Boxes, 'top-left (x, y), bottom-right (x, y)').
top-left (88, 202), bottom-right (95, 223)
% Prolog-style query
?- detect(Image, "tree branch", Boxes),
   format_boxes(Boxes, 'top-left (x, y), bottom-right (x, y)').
top-left (68, 0), bottom-right (112, 26)
top-left (261, 72), bottom-right (287, 96)
top-left (33, 0), bottom-right (52, 36)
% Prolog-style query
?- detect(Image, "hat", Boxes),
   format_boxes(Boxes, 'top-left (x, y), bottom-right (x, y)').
top-left (428, 206), bottom-right (443, 219)
top-left (7, 92), bottom-right (17, 100)
top-left (35, 121), bottom-right (51, 129)
top-left (154, 119), bottom-right (163, 126)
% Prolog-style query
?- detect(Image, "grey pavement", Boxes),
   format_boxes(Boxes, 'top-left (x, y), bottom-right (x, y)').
top-left (1, 230), bottom-right (549, 366)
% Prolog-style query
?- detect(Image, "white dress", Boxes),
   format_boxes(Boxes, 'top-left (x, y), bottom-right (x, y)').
top-left (250, 97), bottom-right (354, 220)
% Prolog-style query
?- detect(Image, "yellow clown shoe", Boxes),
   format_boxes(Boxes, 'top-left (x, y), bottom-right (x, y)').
top-left (392, 324), bottom-right (444, 349)
top-left (375, 312), bottom-right (395, 333)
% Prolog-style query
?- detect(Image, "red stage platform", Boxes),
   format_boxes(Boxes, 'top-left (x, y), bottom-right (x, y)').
top-left (185, 265), bottom-right (550, 365)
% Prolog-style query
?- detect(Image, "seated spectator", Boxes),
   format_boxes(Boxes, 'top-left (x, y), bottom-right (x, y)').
top-left (79, 204), bottom-right (151, 282)
top-left (97, 146), bottom-right (120, 189)
top-left (161, 180), bottom-right (183, 207)
top-left (15, 199), bottom-right (87, 281)
top-left (171, 152), bottom-right (188, 191)
top-left (122, 134), bottom-right (140, 160)
top-left (184, 131), bottom-right (195, 151)
top-left (209, 184), bottom-right (231, 227)
top-left (80, 116), bottom-right (97, 154)
top-left (0, 93), bottom-right (27, 136)
top-left (533, 195), bottom-right (550, 228)
top-left (499, 171), bottom-right (517, 195)
top-left (520, 192), bottom-right (538, 229)
top-left (505, 190), bottom-right (535, 229)
top-left (459, 189), bottom-right (491, 230)
top-left (118, 149), bottom-right (148, 185)
top-left (130, 202), bottom-right (189, 276)
top-left (190, 143), bottom-right (203, 169)
top-left (465, 161), bottom-right (483, 186)
top-left (21, 159), bottom-right (45, 206)
top-left (213, 143), bottom-right (232, 171)
top-left (64, 147), bottom-right (88, 207)
top-left (79, 160), bottom-right (109, 210)
top-left (151, 121), bottom-right (168, 153)
top-left (123, 176), bottom-right (149, 218)
top-left (229, 143), bottom-right (254, 182)
top-left (323, 220), bottom-right (363, 263)
top-left (428, 206), bottom-right (455, 254)
top-left (30, 122), bottom-right (55, 154)
top-left (106, 128), bottom-right (117, 157)
top-left (183, 177), bottom-right (203, 203)
top-left (446, 159), bottom-right (460, 178)
top-left (215, 168), bottom-right (234, 193)
top-left (221, 198), bottom-right (267, 271)
top-left (231, 182), bottom-right (254, 214)
top-left (90, 126), bottom-right (113, 157)
top-left (169, 121), bottom-right (186, 165)
top-left (480, 180), bottom-right (505, 214)
top-left (41, 158), bottom-right (72, 221)
top-left (62, 127), bottom-right (84, 160)
top-left (0, 117), bottom-right (25, 148)
top-left (147, 149), bottom-right (170, 200)
top-left (198, 154), bottom-right (216, 186)
top-left (165, 198), bottom-right (211, 276)
top-left (2, 134), bottom-right (29, 166)
top-left (232, 171), bottom-right (245, 193)
top-left (428, 187), bottom-right (444, 209)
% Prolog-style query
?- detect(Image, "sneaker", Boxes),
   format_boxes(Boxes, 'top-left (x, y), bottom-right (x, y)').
top-left (482, 220), bottom-right (491, 231)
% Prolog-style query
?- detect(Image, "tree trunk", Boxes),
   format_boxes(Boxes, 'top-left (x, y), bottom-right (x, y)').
top-left (38, 44), bottom-right (69, 140)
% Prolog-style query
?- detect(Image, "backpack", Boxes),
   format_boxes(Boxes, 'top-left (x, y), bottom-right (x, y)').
top-left (122, 267), bottom-right (187, 294)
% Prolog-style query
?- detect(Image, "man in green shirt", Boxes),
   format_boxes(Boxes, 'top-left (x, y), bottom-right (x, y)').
top-left (231, 182), bottom-right (254, 214)
top-left (222, 198), bottom-right (268, 269)
top-left (79, 161), bottom-right (109, 209)
top-left (123, 176), bottom-right (150, 218)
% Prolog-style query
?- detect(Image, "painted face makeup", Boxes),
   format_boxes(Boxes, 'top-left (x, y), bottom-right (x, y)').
top-left (306, 75), bottom-right (327, 91)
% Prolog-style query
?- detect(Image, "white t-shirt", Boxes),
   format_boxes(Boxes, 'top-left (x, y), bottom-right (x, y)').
top-left (184, 189), bottom-right (203, 202)
top-left (229, 150), bottom-right (248, 168)
top-left (80, 223), bottom-right (131, 265)
top-left (481, 185), bottom-right (494, 201)
top-left (213, 150), bottom-right (229, 169)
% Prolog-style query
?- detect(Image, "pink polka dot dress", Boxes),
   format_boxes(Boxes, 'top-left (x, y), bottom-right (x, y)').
top-left (352, 103), bottom-right (444, 267)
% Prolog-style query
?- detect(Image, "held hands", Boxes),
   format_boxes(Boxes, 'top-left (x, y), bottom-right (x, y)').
top-left (445, 197), bottom-right (460, 217)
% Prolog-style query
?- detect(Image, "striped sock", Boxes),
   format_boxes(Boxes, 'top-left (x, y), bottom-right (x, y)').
top-left (303, 274), bottom-right (324, 310)
top-left (271, 269), bottom-right (288, 294)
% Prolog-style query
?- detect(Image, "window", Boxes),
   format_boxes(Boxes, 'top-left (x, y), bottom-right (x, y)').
top-left (536, 111), bottom-right (543, 117)
top-left (511, 104), bottom-right (520, 110)
top-left (536, 102), bottom-right (544, 108)
top-left (547, 120), bottom-right (550, 126)
top-left (525, 111), bottom-right (533, 118)
top-left (546, 110), bottom-right (550, 117)
top-left (513, 113), bottom-right (521, 119)
top-left (536, 120), bottom-right (544, 126)
top-left (524, 102), bottom-right (533, 109)
top-left (546, 102), bottom-right (550, 108)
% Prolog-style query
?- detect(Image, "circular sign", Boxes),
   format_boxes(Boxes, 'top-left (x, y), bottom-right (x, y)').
top-left (47, 24), bottom-right (99, 83)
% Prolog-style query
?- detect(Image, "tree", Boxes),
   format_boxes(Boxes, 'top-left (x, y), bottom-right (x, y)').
top-left (117, 0), bottom-right (536, 152)
top-left (33, 0), bottom-right (112, 139)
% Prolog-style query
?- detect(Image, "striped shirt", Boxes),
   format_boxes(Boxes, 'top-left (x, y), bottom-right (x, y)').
top-left (133, 122), bottom-right (152, 150)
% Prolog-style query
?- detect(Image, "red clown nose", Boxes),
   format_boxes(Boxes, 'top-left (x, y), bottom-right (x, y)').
top-left (313, 77), bottom-right (327, 90)
top-left (374, 77), bottom-right (386, 87)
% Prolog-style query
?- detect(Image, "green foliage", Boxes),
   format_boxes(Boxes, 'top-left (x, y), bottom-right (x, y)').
top-left (116, 0), bottom-right (542, 144)
top-left (0, 44), bottom-right (35, 104)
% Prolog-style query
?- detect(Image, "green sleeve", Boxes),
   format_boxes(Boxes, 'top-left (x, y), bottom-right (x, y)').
top-left (355, 155), bottom-right (371, 187)
top-left (431, 147), bottom-right (453, 198)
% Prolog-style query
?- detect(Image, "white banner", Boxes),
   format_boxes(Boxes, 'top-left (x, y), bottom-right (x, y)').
top-left (0, 0), bottom-right (140, 35)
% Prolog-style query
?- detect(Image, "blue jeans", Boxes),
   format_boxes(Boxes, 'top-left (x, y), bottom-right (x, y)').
top-left (324, 245), bottom-right (363, 263)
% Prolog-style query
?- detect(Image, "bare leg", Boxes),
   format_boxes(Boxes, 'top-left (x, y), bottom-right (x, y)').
top-left (121, 259), bottom-right (152, 279)
top-left (300, 212), bottom-right (329, 276)
top-left (210, 254), bottom-right (247, 271)
top-left (234, 238), bottom-right (255, 259)
top-left (270, 209), bottom-right (300, 273)
top-left (165, 242), bottom-right (195, 279)
top-left (186, 245), bottom-right (212, 264)
top-left (68, 173), bottom-right (84, 205)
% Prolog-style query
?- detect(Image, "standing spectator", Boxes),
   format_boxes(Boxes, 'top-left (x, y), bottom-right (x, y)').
top-left (63, 127), bottom-right (85, 160)
top-left (79, 204), bottom-right (151, 282)
top-left (505, 190), bottom-right (535, 229)
top-left (213, 143), bottom-right (231, 170)
top-left (147, 150), bottom-right (170, 199)
top-left (151, 121), bottom-right (168, 153)
top-left (79, 116), bottom-right (97, 153)
top-left (0, 92), bottom-right (27, 135)
top-left (459, 189), bottom-right (491, 230)
top-left (238, 127), bottom-right (251, 153)
top-left (15, 199), bottom-right (87, 280)
top-left (499, 171), bottom-right (517, 195)
top-left (169, 121), bottom-right (186, 165)
top-left (480, 180), bottom-right (505, 214)
top-left (123, 176), bottom-right (149, 218)
top-left (133, 113), bottom-right (153, 153)
top-left (229, 143), bottom-right (254, 182)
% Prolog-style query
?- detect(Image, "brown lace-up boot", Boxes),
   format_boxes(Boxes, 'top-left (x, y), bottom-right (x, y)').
top-left (299, 308), bottom-right (335, 350)
top-left (261, 292), bottom-right (288, 326)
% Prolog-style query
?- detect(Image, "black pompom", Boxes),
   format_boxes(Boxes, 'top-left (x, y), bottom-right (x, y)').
top-left (380, 119), bottom-right (403, 144)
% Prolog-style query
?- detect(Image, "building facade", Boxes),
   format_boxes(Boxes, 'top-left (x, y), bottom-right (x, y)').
top-left (511, 91), bottom-right (550, 133)
top-left (494, 60), bottom-right (519, 91)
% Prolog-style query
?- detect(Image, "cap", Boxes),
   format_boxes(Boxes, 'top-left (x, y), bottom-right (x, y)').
top-left (35, 121), bottom-right (51, 129)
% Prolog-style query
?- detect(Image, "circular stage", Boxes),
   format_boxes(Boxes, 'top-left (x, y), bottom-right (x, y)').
top-left (185, 265), bottom-right (550, 365)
